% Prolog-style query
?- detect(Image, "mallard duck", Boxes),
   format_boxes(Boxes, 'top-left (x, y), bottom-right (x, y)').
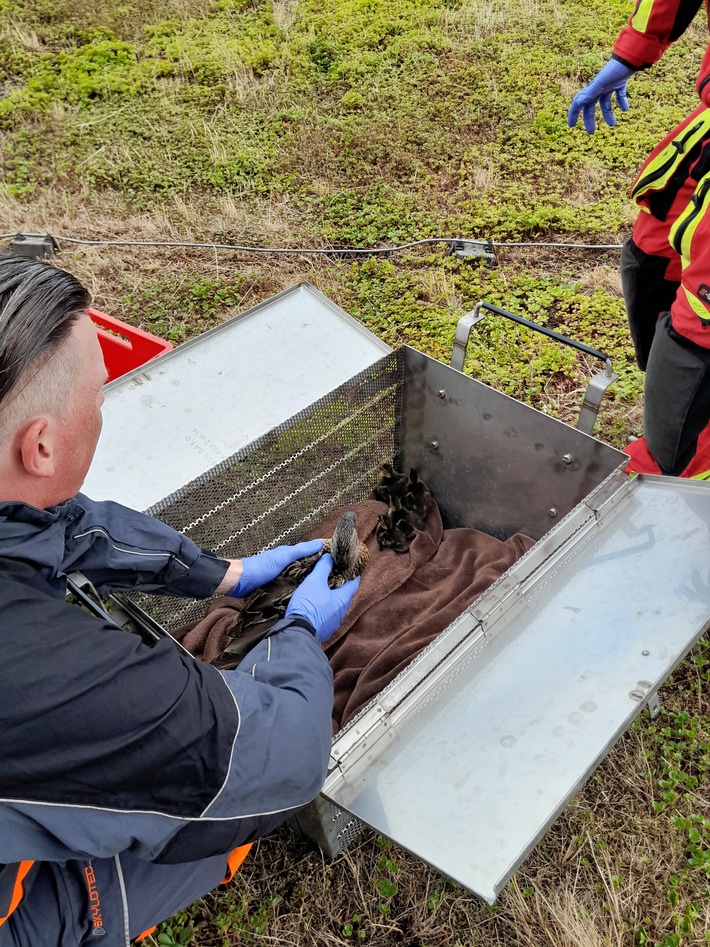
top-left (212, 511), bottom-right (367, 670)
top-left (328, 511), bottom-right (369, 587)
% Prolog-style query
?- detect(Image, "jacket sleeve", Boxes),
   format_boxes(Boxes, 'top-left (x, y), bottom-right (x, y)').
top-left (60, 493), bottom-right (229, 597)
top-left (203, 617), bottom-right (333, 819)
top-left (668, 169), bottom-right (710, 349)
top-left (1, 574), bottom-right (334, 866)
top-left (612, 0), bottom-right (705, 69)
top-left (153, 617), bottom-right (335, 863)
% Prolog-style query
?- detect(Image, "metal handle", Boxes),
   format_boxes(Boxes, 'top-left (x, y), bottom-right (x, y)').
top-left (67, 572), bottom-right (194, 657)
top-left (450, 301), bottom-right (618, 435)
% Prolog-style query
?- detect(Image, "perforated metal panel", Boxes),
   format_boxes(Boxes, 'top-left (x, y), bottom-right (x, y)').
top-left (130, 349), bottom-right (403, 630)
top-left (288, 795), bottom-right (366, 860)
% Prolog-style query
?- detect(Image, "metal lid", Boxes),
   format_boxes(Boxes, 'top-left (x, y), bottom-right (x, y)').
top-left (84, 283), bottom-right (390, 510)
top-left (323, 475), bottom-right (710, 903)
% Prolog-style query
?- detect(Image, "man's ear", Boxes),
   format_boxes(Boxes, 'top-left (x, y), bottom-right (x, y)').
top-left (18, 417), bottom-right (56, 478)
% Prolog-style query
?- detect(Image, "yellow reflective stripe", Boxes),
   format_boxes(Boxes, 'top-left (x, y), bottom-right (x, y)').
top-left (631, 0), bottom-right (655, 32)
top-left (678, 284), bottom-right (710, 323)
top-left (691, 469), bottom-right (710, 480)
top-left (633, 111), bottom-right (710, 202)
top-left (670, 176), bottom-right (710, 261)
top-left (671, 207), bottom-right (700, 265)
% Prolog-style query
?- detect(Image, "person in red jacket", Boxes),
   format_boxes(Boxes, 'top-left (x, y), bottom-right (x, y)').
top-left (568, 0), bottom-right (710, 478)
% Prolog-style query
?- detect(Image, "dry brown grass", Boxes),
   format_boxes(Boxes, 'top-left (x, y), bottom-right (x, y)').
top-left (272, 0), bottom-right (299, 33)
top-left (577, 266), bottom-right (623, 298)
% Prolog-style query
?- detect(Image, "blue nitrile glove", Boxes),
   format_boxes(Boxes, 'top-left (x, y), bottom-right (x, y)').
top-left (567, 59), bottom-right (636, 134)
top-left (228, 540), bottom-right (325, 598)
top-left (285, 553), bottom-right (361, 644)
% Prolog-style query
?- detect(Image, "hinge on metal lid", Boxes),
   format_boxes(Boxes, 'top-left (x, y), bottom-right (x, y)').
top-left (584, 469), bottom-right (630, 521)
top-left (629, 680), bottom-right (662, 718)
top-left (471, 581), bottom-right (522, 638)
top-left (330, 702), bottom-right (390, 772)
top-left (647, 691), bottom-right (662, 718)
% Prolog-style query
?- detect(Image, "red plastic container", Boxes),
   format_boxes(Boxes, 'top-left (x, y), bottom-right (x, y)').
top-left (88, 307), bottom-right (173, 382)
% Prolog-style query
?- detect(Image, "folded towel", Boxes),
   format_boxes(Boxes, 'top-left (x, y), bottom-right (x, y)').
top-left (173, 495), bottom-right (535, 730)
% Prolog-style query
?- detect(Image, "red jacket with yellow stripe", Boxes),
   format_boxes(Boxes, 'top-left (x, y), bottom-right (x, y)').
top-left (613, 0), bottom-right (710, 102)
top-left (611, 1), bottom-right (710, 347)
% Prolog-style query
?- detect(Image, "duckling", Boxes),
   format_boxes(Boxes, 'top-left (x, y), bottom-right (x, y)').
top-left (373, 462), bottom-right (407, 504)
top-left (373, 463), bottom-right (432, 553)
top-left (402, 467), bottom-right (431, 531)
top-left (375, 494), bottom-right (415, 554)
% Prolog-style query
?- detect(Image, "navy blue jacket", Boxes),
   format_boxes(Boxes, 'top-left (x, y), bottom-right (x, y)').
top-left (0, 494), bottom-right (334, 945)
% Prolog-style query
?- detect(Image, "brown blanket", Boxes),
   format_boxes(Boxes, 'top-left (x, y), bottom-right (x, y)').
top-left (173, 498), bottom-right (534, 730)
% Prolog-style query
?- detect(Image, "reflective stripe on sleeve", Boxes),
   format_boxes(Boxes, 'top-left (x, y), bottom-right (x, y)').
top-left (631, 0), bottom-right (656, 33)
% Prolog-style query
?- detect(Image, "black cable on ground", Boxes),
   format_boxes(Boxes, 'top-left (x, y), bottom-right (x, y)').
top-left (1, 231), bottom-right (624, 257)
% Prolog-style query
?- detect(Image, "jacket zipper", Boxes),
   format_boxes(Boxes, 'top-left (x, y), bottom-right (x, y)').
top-left (671, 175), bottom-right (710, 255)
top-left (632, 120), bottom-right (706, 197)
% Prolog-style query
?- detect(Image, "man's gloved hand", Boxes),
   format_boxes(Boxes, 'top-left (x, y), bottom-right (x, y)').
top-left (568, 59), bottom-right (636, 134)
top-left (285, 553), bottom-right (360, 644)
top-left (228, 540), bottom-right (324, 598)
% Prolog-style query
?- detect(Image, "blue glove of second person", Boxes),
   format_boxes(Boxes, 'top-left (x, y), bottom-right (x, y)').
top-left (286, 553), bottom-right (361, 644)
top-left (228, 540), bottom-right (325, 598)
top-left (567, 59), bottom-right (636, 134)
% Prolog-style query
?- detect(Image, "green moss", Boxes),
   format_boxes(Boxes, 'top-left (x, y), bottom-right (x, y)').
top-left (120, 272), bottom-right (265, 341)
top-left (0, 32), bottom-right (174, 119)
top-left (0, 0), bottom-right (705, 438)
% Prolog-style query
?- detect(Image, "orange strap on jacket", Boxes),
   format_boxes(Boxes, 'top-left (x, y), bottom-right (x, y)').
top-left (135, 924), bottom-right (158, 941)
top-left (134, 845), bottom-right (252, 942)
top-left (221, 843), bottom-right (252, 884)
top-left (0, 861), bottom-right (35, 926)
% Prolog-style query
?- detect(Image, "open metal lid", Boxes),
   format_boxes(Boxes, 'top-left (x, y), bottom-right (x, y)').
top-left (84, 283), bottom-right (389, 510)
top-left (322, 475), bottom-right (710, 903)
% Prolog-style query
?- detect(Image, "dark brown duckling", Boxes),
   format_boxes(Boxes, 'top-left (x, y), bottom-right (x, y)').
top-left (402, 467), bottom-right (431, 531)
top-left (373, 462), bottom-right (407, 504)
top-left (375, 494), bottom-right (415, 554)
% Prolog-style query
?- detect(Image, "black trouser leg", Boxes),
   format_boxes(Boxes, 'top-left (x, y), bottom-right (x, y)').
top-left (644, 313), bottom-right (710, 475)
top-left (621, 236), bottom-right (680, 371)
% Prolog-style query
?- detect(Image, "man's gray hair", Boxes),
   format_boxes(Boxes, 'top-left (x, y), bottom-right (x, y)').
top-left (0, 252), bottom-right (91, 435)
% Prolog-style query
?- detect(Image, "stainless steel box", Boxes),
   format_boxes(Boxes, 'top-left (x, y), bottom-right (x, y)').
top-left (87, 285), bottom-right (710, 904)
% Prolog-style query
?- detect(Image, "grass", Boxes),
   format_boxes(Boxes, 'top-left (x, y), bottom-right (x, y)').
top-left (1, 0), bottom-right (709, 943)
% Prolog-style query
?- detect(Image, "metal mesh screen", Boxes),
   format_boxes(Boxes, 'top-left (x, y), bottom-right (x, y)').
top-left (289, 794), bottom-right (367, 859)
top-left (129, 349), bottom-right (403, 630)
